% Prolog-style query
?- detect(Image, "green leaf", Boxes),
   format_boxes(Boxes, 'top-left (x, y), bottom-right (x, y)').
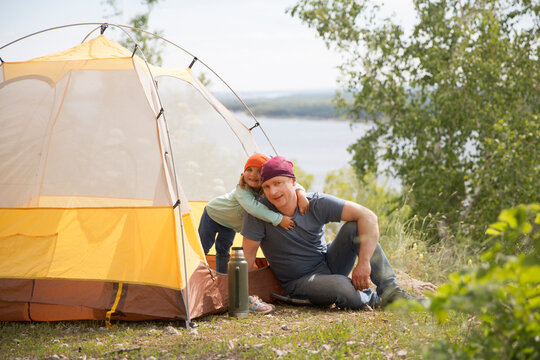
top-left (520, 266), bottom-right (540, 284)
top-left (498, 209), bottom-right (518, 228)
top-left (529, 295), bottom-right (540, 309)
top-left (485, 227), bottom-right (502, 235)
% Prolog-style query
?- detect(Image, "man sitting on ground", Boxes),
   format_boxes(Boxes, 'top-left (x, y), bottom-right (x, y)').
top-left (241, 156), bottom-right (423, 309)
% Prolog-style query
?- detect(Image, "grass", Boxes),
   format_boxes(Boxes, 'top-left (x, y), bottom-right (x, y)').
top-left (1, 304), bottom-right (466, 360)
top-left (381, 211), bottom-right (474, 286)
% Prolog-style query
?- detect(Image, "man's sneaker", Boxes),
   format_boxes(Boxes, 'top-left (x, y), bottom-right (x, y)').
top-left (248, 295), bottom-right (275, 314)
top-left (380, 287), bottom-right (430, 308)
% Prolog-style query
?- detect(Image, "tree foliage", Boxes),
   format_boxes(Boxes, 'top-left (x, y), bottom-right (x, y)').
top-left (104, 0), bottom-right (164, 65)
top-left (289, 0), bottom-right (540, 242)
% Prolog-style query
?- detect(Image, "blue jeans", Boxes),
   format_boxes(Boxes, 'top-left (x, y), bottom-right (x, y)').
top-left (198, 208), bottom-right (236, 274)
top-left (286, 222), bottom-right (398, 309)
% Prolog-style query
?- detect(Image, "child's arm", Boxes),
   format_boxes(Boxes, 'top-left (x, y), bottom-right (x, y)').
top-left (234, 185), bottom-right (295, 229)
top-left (294, 183), bottom-right (309, 215)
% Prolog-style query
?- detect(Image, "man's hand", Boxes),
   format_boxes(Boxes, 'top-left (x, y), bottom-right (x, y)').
top-left (351, 260), bottom-right (371, 290)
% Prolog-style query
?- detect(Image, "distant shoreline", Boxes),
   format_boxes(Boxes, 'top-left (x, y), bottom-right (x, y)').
top-left (217, 90), bottom-right (361, 121)
top-left (233, 110), bottom-right (350, 122)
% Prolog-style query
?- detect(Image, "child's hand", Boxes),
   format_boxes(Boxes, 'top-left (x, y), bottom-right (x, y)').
top-left (297, 191), bottom-right (310, 215)
top-left (279, 216), bottom-right (296, 230)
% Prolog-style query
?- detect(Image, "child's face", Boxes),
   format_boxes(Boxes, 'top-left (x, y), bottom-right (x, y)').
top-left (243, 166), bottom-right (262, 188)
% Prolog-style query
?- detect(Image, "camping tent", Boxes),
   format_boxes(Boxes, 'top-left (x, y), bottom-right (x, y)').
top-left (0, 31), bottom-right (284, 324)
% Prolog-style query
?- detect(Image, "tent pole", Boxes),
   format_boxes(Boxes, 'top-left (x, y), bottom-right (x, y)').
top-left (105, 26), bottom-right (195, 326)
top-left (176, 206), bottom-right (194, 329)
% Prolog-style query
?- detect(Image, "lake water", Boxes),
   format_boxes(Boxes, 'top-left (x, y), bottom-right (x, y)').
top-left (234, 113), bottom-right (381, 192)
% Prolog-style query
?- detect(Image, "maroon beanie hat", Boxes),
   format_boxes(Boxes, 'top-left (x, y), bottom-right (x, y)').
top-left (260, 156), bottom-right (295, 183)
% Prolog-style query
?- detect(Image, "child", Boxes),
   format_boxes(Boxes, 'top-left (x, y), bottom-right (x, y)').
top-left (198, 153), bottom-right (309, 274)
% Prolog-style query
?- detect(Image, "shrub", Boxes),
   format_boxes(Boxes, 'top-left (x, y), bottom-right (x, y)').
top-left (426, 204), bottom-right (540, 359)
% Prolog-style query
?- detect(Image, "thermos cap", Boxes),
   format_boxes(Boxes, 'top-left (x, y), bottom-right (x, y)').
top-left (231, 247), bottom-right (244, 258)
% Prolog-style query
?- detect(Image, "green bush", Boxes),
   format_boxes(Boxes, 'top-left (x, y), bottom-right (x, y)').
top-left (292, 161), bottom-right (315, 192)
top-left (426, 204), bottom-right (540, 359)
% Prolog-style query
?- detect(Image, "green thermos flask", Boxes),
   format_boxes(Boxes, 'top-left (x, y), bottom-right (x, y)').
top-left (228, 247), bottom-right (249, 318)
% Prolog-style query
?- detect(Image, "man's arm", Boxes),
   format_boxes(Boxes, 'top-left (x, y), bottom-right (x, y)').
top-left (341, 201), bottom-right (379, 291)
top-left (242, 237), bottom-right (261, 270)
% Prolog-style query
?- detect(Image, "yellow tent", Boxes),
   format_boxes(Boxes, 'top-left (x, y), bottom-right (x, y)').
top-left (0, 32), bottom-right (282, 324)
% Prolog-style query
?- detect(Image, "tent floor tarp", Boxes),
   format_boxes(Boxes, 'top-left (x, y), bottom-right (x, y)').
top-left (0, 261), bottom-right (286, 322)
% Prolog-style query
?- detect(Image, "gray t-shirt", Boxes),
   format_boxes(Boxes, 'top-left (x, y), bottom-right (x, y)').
top-left (241, 192), bottom-right (345, 288)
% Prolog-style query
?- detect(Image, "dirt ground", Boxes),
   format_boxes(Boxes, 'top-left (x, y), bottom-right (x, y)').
top-left (394, 270), bottom-right (438, 296)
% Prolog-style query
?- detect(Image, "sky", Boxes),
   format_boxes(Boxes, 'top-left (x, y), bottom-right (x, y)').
top-left (0, 0), bottom-right (415, 93)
